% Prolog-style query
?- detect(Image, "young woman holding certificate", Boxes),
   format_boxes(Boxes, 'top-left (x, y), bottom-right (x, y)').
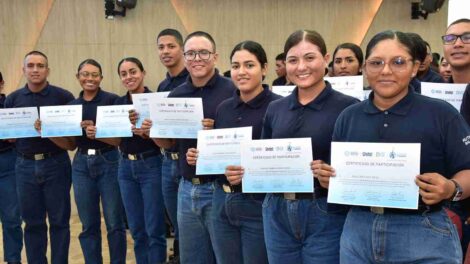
top-left (329, 30), bottom-right (470, 263)
top-left (186, 40), bottom-right (281, 264)
top-left (260, 30), bottom-right (358, 264)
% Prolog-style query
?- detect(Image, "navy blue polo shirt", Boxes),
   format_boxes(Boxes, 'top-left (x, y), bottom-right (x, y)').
top-left (262, 82), bottom-right (359, 193)
top-left (114, 87), bottom-right (160, 154)
top-left (0, 93), bottom-right (12, 150)
top-left (333, 88), bottom-right (470, 180)
top-left (272, 76), bottom-right (287, 86)
top-left (460, 83), bottom-right (470, 126)
top-left (411, 69), bottom-right (445, 94)
top-left (169, 70), bottom-right (236, 180)
top-left (157, 68), bottom-right (189, 92)
top-left (68, 88), bottom-right (119, 150)
top-left (4, 83), bottom-right (74, 154)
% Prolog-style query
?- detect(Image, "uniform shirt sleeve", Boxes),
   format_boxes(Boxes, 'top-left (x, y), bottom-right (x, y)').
top-left (261, 104), bottom-right (273, 139)
top-left (460, 86), bottom-right (470, 126)
top-left (444, 113), bottom-right (470, 176)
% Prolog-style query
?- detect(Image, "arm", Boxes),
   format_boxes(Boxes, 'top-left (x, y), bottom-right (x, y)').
top-left (416, 170), bottom-right (470, 205)
top-left (83, 120), bottom-right (121, 147)
top-left (34, 119), bottom-right (76, 150)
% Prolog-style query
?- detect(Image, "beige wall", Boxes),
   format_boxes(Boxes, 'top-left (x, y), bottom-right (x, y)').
top-left (0, 0), bottom-right (448, 97)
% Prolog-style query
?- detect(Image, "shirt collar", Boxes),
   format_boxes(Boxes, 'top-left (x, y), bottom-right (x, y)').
top-left (232, 84), bottom-right (271, 109)
top-left (186, 69), bottom-right (220, 90)
top-left (79, 88), bottom-right (103, 102)
top-left (288, 81), bottom-right (333, 110)
top-left (166, 68), bottom-right (189, 81)
top-left (363, 86), bottom-right (415, 116)
top-left (21, 82), bottom-right (51, 95)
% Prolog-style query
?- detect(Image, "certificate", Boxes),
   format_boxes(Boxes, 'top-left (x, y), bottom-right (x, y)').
top-left (325, 75), bottom-right (364, 101)
top-left (39, 105), bottom-right (82, 137)
top-left (196, 127), bottom-right (252, 175)
top-left (421, 82), bottom-right (467, 111)
top-left (95, 105), bottom-right (133, 138)
top-left (241, 138), bottom-right (313, 193)
top-left (328, 142), bottom-right (421, 209)
top-left (149, 97), bottom-right (204, 139)
top-left (272, 85), bottom-right (296, 97)
top-left (132, 92), bottom-right (170, 128)
top-left (0, 107), bottom-right (40, 139)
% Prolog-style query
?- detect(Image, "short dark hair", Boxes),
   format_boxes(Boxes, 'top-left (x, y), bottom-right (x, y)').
top-left (117, 57), bottom-right (145, 75)
top-left (157, 28), bottom-right (184, 47)
top-left (284, 30), bottom-right (327, 57)
top-left (365, 30), bottom-right (416, 61)
top-left (406, 32), bottom-right (427, 62)
top-left (24, 50), bottom-right (48, 65)
top-left (275, 53), bottom-right (285, 61)
top-left (184, 31), bottom-right (216, 52)
top-left (332, 43), bottom-right (364, 66)
top-left (448, 18), bottom-right (470, 29)
top-left (77, 59), bottom-right (103, 75)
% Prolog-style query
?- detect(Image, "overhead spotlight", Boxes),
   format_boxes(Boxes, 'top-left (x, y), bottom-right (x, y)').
top-left (411, 0), bottom-right (445, 20)
top-left (105, 0), bottom-right (137, 20)
top-left (116, 0), bottom-right (137, 9)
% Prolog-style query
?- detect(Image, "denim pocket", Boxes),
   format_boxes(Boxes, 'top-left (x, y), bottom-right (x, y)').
top-left (422, 210), bottom-right (453, 236)
top-left (315, 197), bottom-right (349, 215)
top-left (101, 150), bottom-right (120, 165)
top-left (142, 155), bottom-right (161, 169)
top-left (262, 193), bottom-right (273, 208)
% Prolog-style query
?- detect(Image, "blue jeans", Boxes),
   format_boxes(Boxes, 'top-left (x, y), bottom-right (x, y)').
top-left (118, 154), bottom-right (166, 264)
top-left (161, 153), bottom-right (180, 240)
top-left (16, 151), bottom-right (72, 264)
top-left (211, 182), bottom-right (268, 264)
top-left (340, 206), bottom-right (462, 264)
top-left (262, 194), bottom-right (347, 264)
top-left (72, 150), bottom-right (126, 264)
top-left (0, 149), bottom-right (22, 262)
top-left (177, 179), bottom-right (216, 264)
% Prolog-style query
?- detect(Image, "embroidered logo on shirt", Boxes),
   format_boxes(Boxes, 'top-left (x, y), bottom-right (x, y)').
top-left (463, 136), bottom-right (470, 146)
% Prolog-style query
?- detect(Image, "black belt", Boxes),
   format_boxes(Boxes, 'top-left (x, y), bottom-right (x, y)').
top-left (0, 146), bottom-right (13, 154)
top-left (368, 204), bottom-right (442, 215)
top-left (19, 151), bottom-right (63, 161)
top-left (185, 176), bottom-right (218, 185)
top-left (273, 187), bottom-right (328, 200)
top-left (78, 146), bottom-right (115, 156)
top-left (160, 148), bottom-right (179, 160)
top-left (121, 150), bottom-right (159, 160)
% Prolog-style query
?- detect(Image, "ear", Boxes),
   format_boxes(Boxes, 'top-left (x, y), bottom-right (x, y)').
top-left (142, 70), bottom-right (146, 77)
top-left (261, 63), bottom-right (268, 78)
top-left (411, 60), bottom-right (420, 77)
top-left (213, 52), bottom-right (219, 64)
top-left (323, 53), bottom-right (330, 67)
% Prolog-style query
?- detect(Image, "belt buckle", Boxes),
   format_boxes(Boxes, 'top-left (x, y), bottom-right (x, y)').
top-left (128, 154), bottom-right (137, 160)
top-left (88, 149), bottom-right (96, 155)
top-left (34, 153), bottom-right (45, 160)
top-left (284, 193), bottom-right (296, 200)
top-left (222, 184), bottom-right (233, 193)
top-left (171, 153), bottom-right (179, 160)
top-left (191, 178), bottom-right (201, 185)
top-left (160, 147), bottom-right (166, 155)
top-left (370, 207), bottom-right (384, 214)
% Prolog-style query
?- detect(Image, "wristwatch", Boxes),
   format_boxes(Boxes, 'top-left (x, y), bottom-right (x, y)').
top-left (450, 179), bottom-right (463, 202)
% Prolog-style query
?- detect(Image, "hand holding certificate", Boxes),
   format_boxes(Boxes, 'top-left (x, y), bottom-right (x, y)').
top-left (149, 97), bottom-right (203, 139)
top-left (328, 142), bottom-right (421, 209)
top-left (132, 92), bottom-right (170, 128)
top-left (241, 138), bottom-right (313, 193)
top-left (95, 105), bottom-right (133, 138)
top-left (39, 105), bottom-right (82, 137)
top-left (196, 127), bottom-right (252, 175)
top-left (0, 107), bottom-right (40, 139)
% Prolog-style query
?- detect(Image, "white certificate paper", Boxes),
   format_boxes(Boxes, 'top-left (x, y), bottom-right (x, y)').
top-left (196, 127), bottom-right (252, 175)
top-left (39, 105), bottom-right (82, 137)
top-left (325, 75), bottom-right (364, 101)
top-left (272, 85), bottom-right (296, 97)
top-left (0, 107), bottom-right (40, 139)
top-left (421, 82), bottom-right (467, 111)
top-left (241, 138), bottom-right (313, 193)
top-left (132, 92), bottom-right (170, 128)
top-left (149, 97), bottom-right (203, 139)
top-left (95, 105), bottom-right (133, 138)
top-left (328, 142), bottom-right (421, 209)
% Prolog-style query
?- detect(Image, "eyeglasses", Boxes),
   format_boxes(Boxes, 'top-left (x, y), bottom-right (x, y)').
top-left (441, 33), bottom-right (470, 45)
top-left (183, 50), bottom-right (213, 61)
top-left (79, 72), bottom-right (101, 78)
top-left (365, 57), bottom-right (413, 74)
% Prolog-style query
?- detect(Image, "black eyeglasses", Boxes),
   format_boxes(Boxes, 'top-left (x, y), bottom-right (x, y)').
top-left (441, 33), bottom-right (470, 45)
top-left (183, 50), bottom-right (213, 61)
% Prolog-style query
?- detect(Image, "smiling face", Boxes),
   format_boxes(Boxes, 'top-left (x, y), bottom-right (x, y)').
top-left (77, 64), bottom-right (102, 93)
top-left (23, 54), bottom-right (49, 86)
top-left (157, 35), bottom-right (184, 69)
top-left (231, 49), bottom-right (266, 95)
top-left (119, 61), bottom-right (145, 93)
top-left (444, 22), bottom-right (470, 70)
top-left (184, 36), bottom-right (218, 85)
top-left (285, 40), bottom-right (329, 91)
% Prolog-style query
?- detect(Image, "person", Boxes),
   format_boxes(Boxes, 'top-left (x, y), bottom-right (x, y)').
top-left (431, 52), bottom-right (441, 72)
top-left (329, 30), bottom-right (470, 263)
top-left (439, 57), bottom-right (452, 82)
top-left (156, 28), bottom-right (188, 263)
top-left (272, 53), bottom-right (287, 86)
top-left (0, 71), bottom-right (23, 264)
top-left (261, 30), bottom-right (358, 264)
top-left (418, 41), bottom-right (445, 83)
top-left (113, 57), bottom-right (166, 264)
top-left (5, 51), bottom-right (75, 264)
top-left (68, 59), bottom-right (126, 264)
top-left (331, 42), bottom-right (363, 76)
top-left (186, 40), bottom-right (281, 264)
top-left (144, 31), bottom-right (235, 264)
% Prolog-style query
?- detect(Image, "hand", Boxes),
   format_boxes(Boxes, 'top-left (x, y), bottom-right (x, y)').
top-left (225, 165), bottom-right (244, 186)
top-left (132, 126), bottom-right (149, 139)
top-left (81, 120), bottom-right (94, 129)
top-left (85, 125), bottom-right (97, 139)
top-left (312, 160), bottom-right (336, 189)
top-left (129, 109), bottom-right (139, 125)
top-left (34, 119), bottom-right (42, 133)
top-left (202, 118), bottom-right (214, 130)
top-left (141, 119), bottom-right (153, 134)
top-left (415, 173), bottom-right (455, 205)
top-left (186, 148), bottom-right (198, 166)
